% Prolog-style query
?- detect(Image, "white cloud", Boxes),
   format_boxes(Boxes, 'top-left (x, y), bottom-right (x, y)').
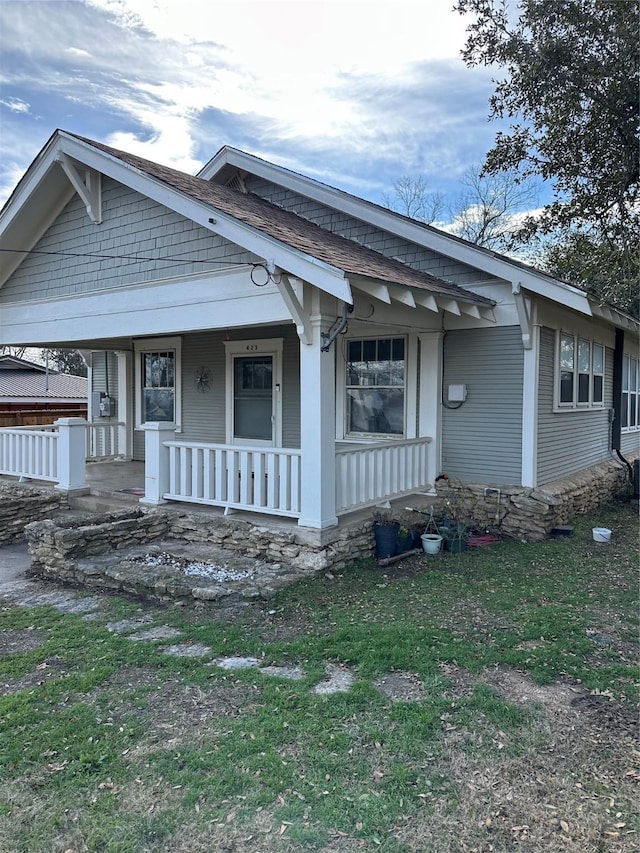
top-left (0, 97), bottom-right (30, 114)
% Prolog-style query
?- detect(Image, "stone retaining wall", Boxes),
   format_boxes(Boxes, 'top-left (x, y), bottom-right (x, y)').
top-left (430, 455), bottom-right (636, 542)
top-left (24, 507), bottom-right (375, 593)
top-left (0, 482), bottom-right (68, 546)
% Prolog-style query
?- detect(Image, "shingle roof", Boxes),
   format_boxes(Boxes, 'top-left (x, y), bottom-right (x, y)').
top-left (71, 134), bottom-right (494, 306)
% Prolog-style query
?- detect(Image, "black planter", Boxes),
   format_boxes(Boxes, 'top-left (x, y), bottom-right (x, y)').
top-left (374, 522), bottom-right (399, 559)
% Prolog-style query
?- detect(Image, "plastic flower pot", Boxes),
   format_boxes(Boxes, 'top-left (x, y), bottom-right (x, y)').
top-left (421, 534), bottom-right (443, 555)
top-left (374, 522), bottom-right (399, 558)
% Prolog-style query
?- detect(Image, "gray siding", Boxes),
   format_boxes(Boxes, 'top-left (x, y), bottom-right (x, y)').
top-left (132, 325), bottom-right (300, 461)
top-left (621, 431), bottom-right (640, 456)
top-left (2, 178), bottom-right (256, 303)
top-left (441, 326), bottom-right (523, 484)
top-left (90, 351), bottom-right (118, 419)
top-left (244, 175), bottom-right (495, 287)
top-left (537, 327), bottom-right (613, 484)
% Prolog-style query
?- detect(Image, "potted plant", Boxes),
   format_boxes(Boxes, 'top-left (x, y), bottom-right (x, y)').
top-left (372, 509), bottom-right (400, 559)
top-left (441, 494), bottom-right (468, 553)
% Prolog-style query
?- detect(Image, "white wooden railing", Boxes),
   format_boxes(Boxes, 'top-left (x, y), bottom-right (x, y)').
top-left (0, 425), bottom-right (59, 482)
top-left (335, 437), bottom-right (432, 514)
top-left (164, 441), bottom-right (302, 517)
top-left (86, 421), bottom-right (126, 460)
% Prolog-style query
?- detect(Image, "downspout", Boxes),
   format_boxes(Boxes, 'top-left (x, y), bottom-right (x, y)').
top-left (612, 327), bottom-right (633, 481)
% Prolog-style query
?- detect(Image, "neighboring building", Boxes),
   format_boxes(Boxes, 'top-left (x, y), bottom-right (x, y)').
top-left (0, 354), bottom-right (87, 426)
top-left (0, 130), bottom-right (637, 531)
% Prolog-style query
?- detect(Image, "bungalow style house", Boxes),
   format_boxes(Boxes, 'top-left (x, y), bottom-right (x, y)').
top-left (0, 130), bottom-right (638, 540)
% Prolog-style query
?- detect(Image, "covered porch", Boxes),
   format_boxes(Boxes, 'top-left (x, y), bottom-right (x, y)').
top-left (0, 418), bottom-right (433, 529)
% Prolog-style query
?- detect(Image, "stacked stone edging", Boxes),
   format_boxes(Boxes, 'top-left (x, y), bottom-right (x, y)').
top-left (432, 455), bottom-right (636, 542)
top-left (0, 482), bottom-right (67, 545)
top-left (24, 506), bottom-right (375, 600)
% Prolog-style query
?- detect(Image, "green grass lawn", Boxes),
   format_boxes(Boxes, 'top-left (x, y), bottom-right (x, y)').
top-left (0, 502), bottom-right (638, 852)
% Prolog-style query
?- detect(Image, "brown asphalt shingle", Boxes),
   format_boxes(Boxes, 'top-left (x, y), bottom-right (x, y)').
top-left (70, 134), bottom-right (493, 306)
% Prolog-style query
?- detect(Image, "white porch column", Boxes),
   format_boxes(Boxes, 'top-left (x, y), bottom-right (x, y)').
top-left (418, 332), bottom-right (444, 493)
top-left (54, 418), bottom-right (89, 494)
top-left (116, 350), bottom-right (133, 459)
top-left (298, 315), bottom-right (338, 529)
top-left (521, 324), bottom-right (540, 487)
top-left (139, 422), bottom-right (176, 505)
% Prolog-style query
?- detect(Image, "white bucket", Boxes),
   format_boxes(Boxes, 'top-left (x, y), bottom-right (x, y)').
top-left (592, 527), bottom-right (611, 542)
top-left (421, 534), bottom-right (443, 555)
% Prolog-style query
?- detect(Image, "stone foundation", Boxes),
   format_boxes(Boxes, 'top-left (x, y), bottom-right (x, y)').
top-left (0, 482), bottom-right (68, 545)
top-left (24, 506), bottom-right (375, 600)
top-left (429, 455), bottom-right (636, 542)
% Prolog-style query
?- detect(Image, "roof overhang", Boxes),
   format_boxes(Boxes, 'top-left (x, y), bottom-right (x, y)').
top-left (201, 147), bottom-right (607, 321)
top-left (0, 132), bottom-right (353, 304)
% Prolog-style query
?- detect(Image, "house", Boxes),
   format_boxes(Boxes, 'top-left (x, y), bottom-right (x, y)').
top-left (0, 129), bottom-right (637, 542)
top-left (0, 354), bottom-right (87, 426)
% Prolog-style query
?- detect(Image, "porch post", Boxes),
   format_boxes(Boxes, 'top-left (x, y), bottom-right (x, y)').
top-left (54, 418), bottom-right (90, 494)
top-left (139, 422), bottom-right (176, 505)
top-left (298, 314), bottom-right (338, 529)
top-left (115, 350), bottom-right (133, 459)
top-left (418, 332), bottom-right (444, 494)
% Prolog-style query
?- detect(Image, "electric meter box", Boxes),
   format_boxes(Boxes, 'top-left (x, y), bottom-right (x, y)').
top-left (98, 394), bottom-right (116, 417)
top-left (447, 384), bottom-right (467, 402)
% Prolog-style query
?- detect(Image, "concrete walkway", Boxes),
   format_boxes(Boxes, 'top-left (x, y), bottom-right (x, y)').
top-left (0, 543), bottom-right (31, 583)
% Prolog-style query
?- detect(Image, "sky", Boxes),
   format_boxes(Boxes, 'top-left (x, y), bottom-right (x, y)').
top-left (0, 0), bottom-right (534, 222)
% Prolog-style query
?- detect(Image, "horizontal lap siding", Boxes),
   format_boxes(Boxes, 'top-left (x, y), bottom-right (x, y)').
top-left (441, 327), bottom-right (523, 484)
top-left (537, 327), bottom-right (613, 484)
top-left (2, 179), bottom-right (256, 303)
top-left (244, 177), bottom-right (494, 287)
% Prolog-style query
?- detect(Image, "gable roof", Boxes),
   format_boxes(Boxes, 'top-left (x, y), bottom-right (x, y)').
top-left (0, 131), bottom-right (493, 315)
top-left (200, 146), bottom-right (640, 332)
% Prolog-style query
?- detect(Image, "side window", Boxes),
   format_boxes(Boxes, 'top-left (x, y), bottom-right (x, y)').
top-left (556, 332), bottom-right (605, 410)
top-left (346, 337), bottom-right (405, 436)
top-left (134, 336), bottom-right (181, 429)
top-left (622, 354), bottom-right (639, 430)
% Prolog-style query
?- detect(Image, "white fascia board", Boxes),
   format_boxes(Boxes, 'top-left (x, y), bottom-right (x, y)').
top-left (0, 397), bottom-right (85, 404)
top-left (55, 135), bottom-right (352, 304)
top-left (203, 147), bottom-right (592, 316)
top-left (0, 268), bottom-right (292, 345)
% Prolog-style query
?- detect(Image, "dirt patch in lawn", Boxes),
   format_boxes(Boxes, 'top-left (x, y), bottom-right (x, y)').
top-left (1, 655), bottom-right (71, 696)
top-left (84, 665), bottom-right (264, 755)
top-left (0, 627), bottom-right (47, 656)
top-left (395, 664), bottom-right (639, 853)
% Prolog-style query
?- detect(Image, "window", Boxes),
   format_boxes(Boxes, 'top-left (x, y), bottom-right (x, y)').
top-left (622, 354), bottom-right (639, 430)
top-left (557, 333), bottom-right (604, 409)
top-left (134, 336), bottom-right (181, 428)
top-left (346, 337), bottom-right (405, 436)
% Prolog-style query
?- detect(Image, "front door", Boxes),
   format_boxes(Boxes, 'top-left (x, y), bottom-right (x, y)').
top-left (232, 354), bottom-right (274, 444)
top-left (225, 338), bottom-right (283, 447)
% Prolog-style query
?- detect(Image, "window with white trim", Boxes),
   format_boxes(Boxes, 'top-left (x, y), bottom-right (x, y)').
top-left (557, 332), bottom-right (604, 409)
top-left (346, 337), bottom-right (405, 436)
top-left (622, 354), bottom-right (639, 430)
top-left (134, 337), bottom-right (182, 428)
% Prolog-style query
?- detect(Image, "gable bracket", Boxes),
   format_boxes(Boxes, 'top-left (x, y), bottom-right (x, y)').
top-left (512, 281), bottom-right (532, 349)
top-left (271, 266), bottom-right (311, 344)
top-left (56, 153), bottom-right (102, 224)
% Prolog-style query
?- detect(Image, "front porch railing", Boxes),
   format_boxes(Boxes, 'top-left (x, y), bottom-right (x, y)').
top-left (86, 421), bottom-right (126, 460)
top-left (0, 425), bottom-right (59, 482)
top-left (335, 437), bottom-right (432, 514)
top-left (164, 441), bottom-right (302, 517)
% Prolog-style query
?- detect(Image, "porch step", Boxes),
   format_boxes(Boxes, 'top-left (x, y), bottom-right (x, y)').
top-left (69, 489), bottom-right (142, 514)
